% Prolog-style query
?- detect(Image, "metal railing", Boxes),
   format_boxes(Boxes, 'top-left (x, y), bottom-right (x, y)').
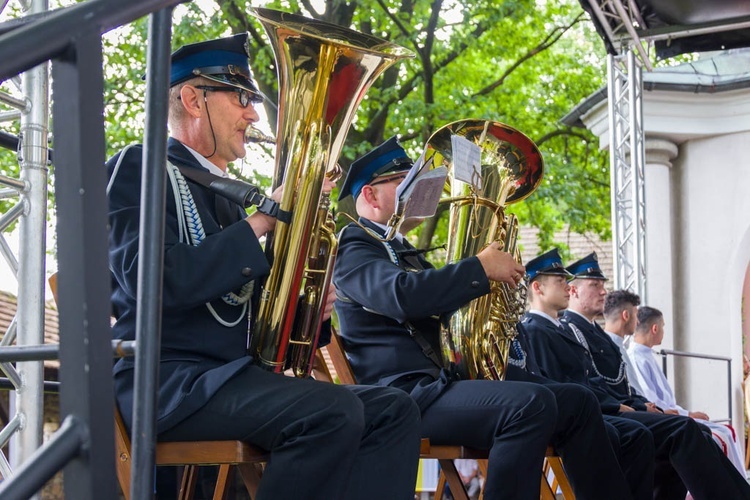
top-left (0, 0), bottom-right (184, 497)
top-left (658, 348), bottom-right (732, 423)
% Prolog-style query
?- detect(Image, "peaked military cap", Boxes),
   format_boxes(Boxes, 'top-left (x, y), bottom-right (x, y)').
top-left (169, 33), bottom-right (262, 102)
top-left (566, 252), bottom-right (608, 280)
top-left (338, 136), bottom-right (413, 200)
top-left (525, 248), bottom-right (572, 282)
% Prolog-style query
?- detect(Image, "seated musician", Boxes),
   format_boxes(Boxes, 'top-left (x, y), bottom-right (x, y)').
top-left (106, 34), bottom-right (422, 499)
top-left (333, 137), bottom-right (635, 499)
top-left (527, 252), bottom-right (750, 499)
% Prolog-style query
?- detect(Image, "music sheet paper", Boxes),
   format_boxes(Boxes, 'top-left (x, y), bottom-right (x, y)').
top-left (450, 134), bottom-right (482, 189)
top-left (394, 150), bottom-right (446, 219)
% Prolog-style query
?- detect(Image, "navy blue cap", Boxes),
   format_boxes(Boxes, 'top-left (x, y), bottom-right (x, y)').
top-left (566, 252), bottom-right (608, 280)
top-left (338, 136), bottom-right (413, 201)
top-left (526, 248), bottom-right (572, 282)
top-left (168, 33), bottom-right (262, 101)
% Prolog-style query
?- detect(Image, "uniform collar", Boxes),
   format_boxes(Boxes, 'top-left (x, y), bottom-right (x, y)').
top-left (360, 217), bottom-right (404, 244)
top-left (566, 308), bottom-right (596, 325)
top-left (528, 309), bottom-right (561, 327)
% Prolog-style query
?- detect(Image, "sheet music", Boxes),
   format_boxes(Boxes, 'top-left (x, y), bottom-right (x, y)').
top-left (451, 134), bottom-right (482, 189)
top-left (395, 146), bottom-right (428, 202)
top-left (400, 166), bottom-right (448, 219)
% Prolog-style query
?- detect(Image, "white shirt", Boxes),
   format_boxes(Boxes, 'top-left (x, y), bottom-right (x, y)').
top-left (605, 331), bottom-right (646, 396)
top-left (626, 342), bottom-right (688, 416)
top-left (183, 144), bottom-right (228, 178)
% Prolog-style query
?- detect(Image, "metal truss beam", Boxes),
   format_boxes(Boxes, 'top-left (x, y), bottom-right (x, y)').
top-left (607, 51), bottom-right (647, 299)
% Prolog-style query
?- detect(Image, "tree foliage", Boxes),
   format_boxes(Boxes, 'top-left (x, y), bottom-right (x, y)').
top-left (216, 0), bottom-right (613, 251)
top-left (2, 0), bottom-right (616, 253)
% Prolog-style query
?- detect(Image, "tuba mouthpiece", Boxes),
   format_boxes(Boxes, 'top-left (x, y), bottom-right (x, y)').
top-left (244, 126), bottom-right (276, 145)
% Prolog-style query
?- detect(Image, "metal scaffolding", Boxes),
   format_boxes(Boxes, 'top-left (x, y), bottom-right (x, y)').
top-left (0, 2), bottom-right (49, 495)
top-left (607, 50), bottom-right (647, 298)
top-left (0, 1), bottom-right (181, 497)
top-left (580, 0), bottom-right (650, 297)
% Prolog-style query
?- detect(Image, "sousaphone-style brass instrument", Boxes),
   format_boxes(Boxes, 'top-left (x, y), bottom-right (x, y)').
top-left (248, 8), bottom-right (413, 377)
top-left (425, 119), bottom-right (544, 380)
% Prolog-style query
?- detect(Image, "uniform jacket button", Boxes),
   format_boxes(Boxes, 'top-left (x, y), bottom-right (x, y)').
top-left (471, 280), bottom-right (480, 288)
top-left (241, 267), bottom-right (253, 277)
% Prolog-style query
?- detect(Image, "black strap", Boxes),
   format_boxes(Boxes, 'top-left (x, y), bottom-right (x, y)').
top-left (405, 322), bottom-right (444, 370)
top-left (175, 164), bottom-right (292, 223)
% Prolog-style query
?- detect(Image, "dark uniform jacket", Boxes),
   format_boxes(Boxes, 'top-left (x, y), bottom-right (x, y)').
top-left (561, 311), bottom-right (649, 411)
top-left (333, 218), bottom-right (490, 409)
top-left (107, 138), bottom-right (270, 433)
top-left (520, 311), bottom-right (625, 414)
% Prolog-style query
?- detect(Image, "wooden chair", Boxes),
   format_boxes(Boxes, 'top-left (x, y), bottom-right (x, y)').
top-left (315, 328), bottom-right (575, 500)
top-left (114, 406), bottom-right (268, 500)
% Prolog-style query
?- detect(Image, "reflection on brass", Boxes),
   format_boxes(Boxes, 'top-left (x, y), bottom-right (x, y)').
top-left (426, 120), bottom-right (544, 380)
top-left (248, 8), bottom-right (413, 377)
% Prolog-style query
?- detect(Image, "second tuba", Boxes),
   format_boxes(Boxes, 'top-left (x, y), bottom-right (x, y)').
top-left (425, 119), bottom-right (543, 380)
top-left (248, 8), bottom-right (413, 377)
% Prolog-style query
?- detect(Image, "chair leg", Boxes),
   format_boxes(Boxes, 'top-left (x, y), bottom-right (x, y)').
top-left (540, 473), bottom-right (557, 500)
top-left (477, 459), bottom-right (487, 500)
top-left (212, 464), bottom-right (234, 500)
top-left (546, 456), bottom-right (575, 500)
top-left (438, 459), bottom-right (470, 500)
top-left (178, 465), bottom-right (198, 500)
top-left (435, 470), bottom-right (447, 500)
top-left (237, 463), bottom-right (263, 499)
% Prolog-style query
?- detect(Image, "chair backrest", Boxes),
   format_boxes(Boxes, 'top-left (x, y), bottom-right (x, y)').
top-left (322, 327), bottom-right (358, 385)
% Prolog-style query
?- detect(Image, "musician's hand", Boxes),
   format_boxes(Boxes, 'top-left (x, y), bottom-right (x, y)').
top-left (246, 184), bottom-right (284, 238)
top-left (664, 409), bottom-right (679, 415)
top-left (476, 241), bottom-right (525, 286)
top-left (322, 284), bottom-right (337, 321)
top-left (322, 177), bottom-right (336, 195)
top-left (619, 404), bottom-right (635, 413)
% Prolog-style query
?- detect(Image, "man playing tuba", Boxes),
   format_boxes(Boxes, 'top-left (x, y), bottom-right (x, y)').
top-left (106, 34), bottom-right (422, 499)
top-left (333, 137), bottom-right (635, 499)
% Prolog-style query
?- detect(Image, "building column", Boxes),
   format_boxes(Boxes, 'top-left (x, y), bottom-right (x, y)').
top-left (644, 138), bottom-right (678, 347)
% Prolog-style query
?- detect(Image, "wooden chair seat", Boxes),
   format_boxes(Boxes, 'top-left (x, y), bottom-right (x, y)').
top-left (115, 405), bottom-right (268, 500)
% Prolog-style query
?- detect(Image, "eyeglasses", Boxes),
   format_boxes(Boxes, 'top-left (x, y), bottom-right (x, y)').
top-left (194, 85), bottom-right (258, 108)
top-left (369, 174), bottom-right (407, 187)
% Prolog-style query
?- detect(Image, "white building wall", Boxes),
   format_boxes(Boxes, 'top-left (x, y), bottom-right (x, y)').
top-left (671, 132), bottom-right (750, 418)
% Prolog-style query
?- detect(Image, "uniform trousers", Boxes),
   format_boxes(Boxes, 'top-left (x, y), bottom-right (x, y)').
top-left (602, 415), bottom-right (656, 500)
top-left (617, 411), bottom-right (750, 500)
top-left (508, 370), bottom-right (638, 500)
top-left (159, 364), bottom-right (422, 500)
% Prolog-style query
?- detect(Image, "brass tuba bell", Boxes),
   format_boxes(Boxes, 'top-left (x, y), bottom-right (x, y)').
top-left (424, 119), bottom-right (544, 380)
top-left (248, 8), bottom-right (413, 377)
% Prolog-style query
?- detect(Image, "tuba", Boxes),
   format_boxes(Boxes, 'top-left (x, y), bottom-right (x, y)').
top-left (248, 8), bottom-right (413, 377)
top-left (424, 119), bottom-right (543, 380)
